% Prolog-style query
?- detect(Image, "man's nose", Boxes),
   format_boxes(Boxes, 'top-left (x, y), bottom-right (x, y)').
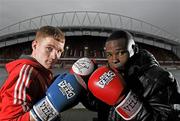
top-left (112, 53), bottom-right (119, 60)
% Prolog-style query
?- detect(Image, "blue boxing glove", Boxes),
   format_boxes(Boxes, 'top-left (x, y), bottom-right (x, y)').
top-left (30, 73), bottom-right (85, 121)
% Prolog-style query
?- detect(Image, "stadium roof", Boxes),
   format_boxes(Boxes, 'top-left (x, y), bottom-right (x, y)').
top-left (0, 0), bottom-right (180, 40)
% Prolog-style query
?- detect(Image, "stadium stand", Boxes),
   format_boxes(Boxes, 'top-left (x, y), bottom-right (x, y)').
top-left (0, 11), bottom-right (179, 69)
top-left (0, 36), bottom-right (179, 68)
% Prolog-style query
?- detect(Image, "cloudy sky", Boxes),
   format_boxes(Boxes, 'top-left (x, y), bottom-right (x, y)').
top-left (0, 0), bottom-right (180, 39)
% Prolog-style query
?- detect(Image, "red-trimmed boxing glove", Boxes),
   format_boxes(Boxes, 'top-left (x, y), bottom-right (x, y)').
top-left (70, 57), bottom-right (97, 89)
top-left (88, 66), bottom-right (142, 120)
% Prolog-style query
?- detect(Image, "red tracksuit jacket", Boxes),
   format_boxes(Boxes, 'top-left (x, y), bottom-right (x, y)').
top-left (0, 56), bottom-right (53, 121)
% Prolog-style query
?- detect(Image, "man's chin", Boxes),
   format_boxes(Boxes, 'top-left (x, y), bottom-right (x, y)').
top-left (44, 64), bottom-right (53, 70)
top-left (48, 65), bottom-right (53, 69)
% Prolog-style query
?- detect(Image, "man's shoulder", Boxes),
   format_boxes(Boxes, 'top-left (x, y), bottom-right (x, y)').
top-left (5, 58), bottom-right (41, 85)
top-left (6, 55), bottom-right (41, 72)
top-left (144, 65), bottom-right (175, 85)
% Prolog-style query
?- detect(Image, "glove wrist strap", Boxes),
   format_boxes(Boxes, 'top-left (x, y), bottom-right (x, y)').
top-left (30, 96), bottom-right (59, 121)
top-left (115, 91), bottom-right (142, 120)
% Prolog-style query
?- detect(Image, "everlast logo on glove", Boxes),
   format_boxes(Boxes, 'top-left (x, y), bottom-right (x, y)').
top-left (97, 70), bottom-right (115, 88)
top-left (58, 80), bottom-right (76, 99)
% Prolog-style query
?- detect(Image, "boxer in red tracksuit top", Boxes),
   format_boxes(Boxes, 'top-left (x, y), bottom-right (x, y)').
top-left (0, 26), bottom-right (65, 121)
top-left (0, 56), bottom-right (53, 120)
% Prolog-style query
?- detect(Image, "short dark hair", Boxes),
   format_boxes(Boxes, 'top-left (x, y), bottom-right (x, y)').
top-left (105, 30), bottom-right (138, 57)
top-left (106, 30), bottom-right (132, 42)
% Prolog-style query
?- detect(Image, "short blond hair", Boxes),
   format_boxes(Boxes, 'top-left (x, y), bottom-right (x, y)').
top-left (35, 26), bottom-right (65, 43)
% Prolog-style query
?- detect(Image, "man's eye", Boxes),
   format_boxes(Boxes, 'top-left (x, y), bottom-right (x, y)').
top-left (118, 50), bottom-right (128, 56)
top-left (57, 50), bottom-right (62, 53)
top-left (47, 47), bottom-right (53, 52)
top-left (57, 50), bottom-right (62, 55)
top-left (106, 53), bottom-right (112, 57)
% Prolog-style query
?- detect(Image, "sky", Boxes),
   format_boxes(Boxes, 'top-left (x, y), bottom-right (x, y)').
top-left (0, 0), bottom-right (180, 39)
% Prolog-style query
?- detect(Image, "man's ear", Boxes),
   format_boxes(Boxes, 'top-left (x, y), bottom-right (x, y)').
top-left (132, 44), bottom-right (139, 54)
top-left (32, 40), bottom-right (37, 50)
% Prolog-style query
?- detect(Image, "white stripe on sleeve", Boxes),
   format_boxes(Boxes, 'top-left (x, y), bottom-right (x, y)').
top-left (14, 64), bottom-right (26, 104)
